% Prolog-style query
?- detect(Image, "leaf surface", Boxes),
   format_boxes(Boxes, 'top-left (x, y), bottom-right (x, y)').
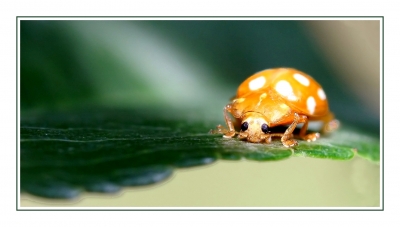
top-left (20, 108), bottom-right (379, 198)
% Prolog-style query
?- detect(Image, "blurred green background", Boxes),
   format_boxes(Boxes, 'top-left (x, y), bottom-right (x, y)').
top-left (20, 19), bottom-right (381, 207)
top-left (20, 20), bottom-right (379, 132)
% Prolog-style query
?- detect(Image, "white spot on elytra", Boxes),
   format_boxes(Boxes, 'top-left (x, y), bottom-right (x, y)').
top-left (256, 93), bottom-right (267, 106)
top-left (249, 76), bottom-right (266, 90)
top-left (293, 73), bottom-right (310, 86)
top-left (317, 88), bottom-right (326, 100)
top-left (307, 96), bottom-right (316, 114)
top-left (234, 98), bottom-right (245, 103)
top-left (275, 80), bottom-right (297, 101)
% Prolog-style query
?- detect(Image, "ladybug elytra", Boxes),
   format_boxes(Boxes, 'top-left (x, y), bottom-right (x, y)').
top-left (211, 68), bottom-right (339, 147)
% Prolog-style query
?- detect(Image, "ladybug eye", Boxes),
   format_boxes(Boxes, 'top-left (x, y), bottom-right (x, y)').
top-left (261, 123), bottom-right (268, 133)
top-left (241, 122), bottom-right (249, 131)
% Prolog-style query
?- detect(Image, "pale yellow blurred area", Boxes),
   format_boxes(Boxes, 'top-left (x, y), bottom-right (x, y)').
top-left (20, 157), bottom-right (379, 208)
top-left (305, 20), bottom-right (380, 117)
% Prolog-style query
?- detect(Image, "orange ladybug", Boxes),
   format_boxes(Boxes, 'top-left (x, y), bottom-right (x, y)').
top-left (211, 68), bottom-right (339, 147)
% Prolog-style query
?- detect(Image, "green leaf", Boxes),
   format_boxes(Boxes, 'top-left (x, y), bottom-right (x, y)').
top-left (293, 143), bottom-right (354, 160)
top-left (20, 108), bottom-right (379, 199)
top-left (325, 125), bottom-right (380, 162)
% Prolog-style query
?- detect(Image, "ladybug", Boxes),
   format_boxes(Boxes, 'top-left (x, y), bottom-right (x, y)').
top-left (211, 68), bottom-right (339, 147)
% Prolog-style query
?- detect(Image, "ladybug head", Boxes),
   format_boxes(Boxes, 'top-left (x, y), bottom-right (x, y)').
top-left (238, 112), bottom-right (271, 143)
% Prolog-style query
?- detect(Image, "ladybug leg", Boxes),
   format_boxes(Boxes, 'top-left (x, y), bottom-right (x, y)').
top-left (321, 112), bottom-right (340, 133)
top-left (281, 113), bottom-right (301, 147)
top-left (209, 104), bottom-right (236, 138)
top-left (298, 114), bottom-right (320, 142)
top-left (268, 133), bottom-right (285, 143)
top-left (222, 104), bottom-right (237, 138)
